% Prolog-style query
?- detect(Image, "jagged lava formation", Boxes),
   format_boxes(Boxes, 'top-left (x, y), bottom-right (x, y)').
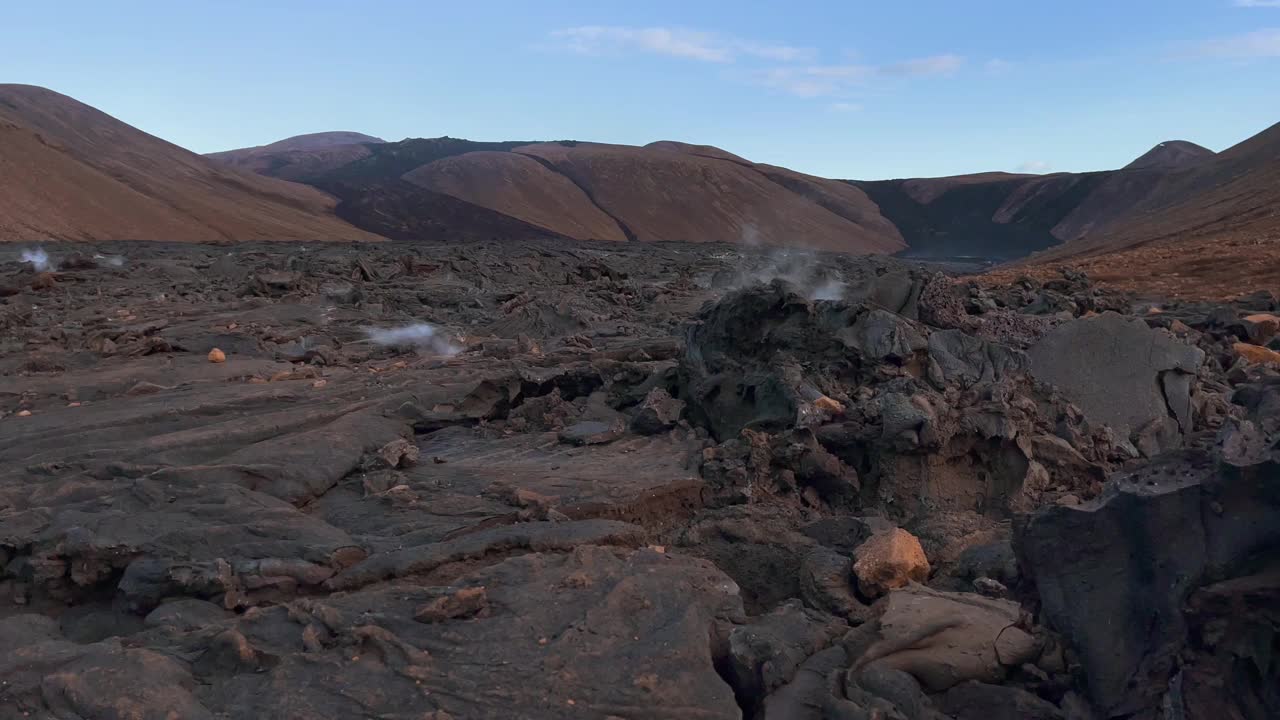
top-left (1, 240), bottom-right (1277, 719)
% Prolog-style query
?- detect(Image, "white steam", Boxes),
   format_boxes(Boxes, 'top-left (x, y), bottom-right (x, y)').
top-left (364, 322), bottom-right (460, 355)
top-left (726, 225), bottom-right (847, 302)
top-left (21, 248), bottom-right (53, 272)
top-left (94, 253), bottom-right (126, 267)
top-left (808, 278), bottom-right (847, 301)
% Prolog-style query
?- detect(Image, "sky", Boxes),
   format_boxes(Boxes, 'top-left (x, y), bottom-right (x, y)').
top-left (4, 1), bottom-right (1279, 179)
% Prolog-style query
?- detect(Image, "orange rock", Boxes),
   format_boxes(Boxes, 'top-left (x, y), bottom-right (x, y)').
top-left (852, 528), bottom-right (931, 598)
top-left (1234, 342), bottom-right (1280, 366)
top-left (16, 409), bottom-right (32, 417)
top-left (1243, 314), bottom-right (1280, 344)
top-left (208, 348), bottom-right (226, 363)
top-left (813, 395), bottom-right (845, 414)
top-left (30, 272), bottom-right (56, 290)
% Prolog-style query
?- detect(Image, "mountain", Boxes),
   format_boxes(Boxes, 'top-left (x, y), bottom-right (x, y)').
top-left (1001, 123), bottom-right (1280, 298)
top-left (0, 85), bottom-right (380, 242)
top-left (209, 135), bottom-right (906, 252)
top-left (229, 131), bottom-right (386, 154)
top-left (201, 118), bottom-right (1274, 273)
top-left (508, 141), bottom-right (904, 251)
top-left (204, 131), bottom-right (387, 181)
top-left (1122, 140), bottom-right (1214, 170)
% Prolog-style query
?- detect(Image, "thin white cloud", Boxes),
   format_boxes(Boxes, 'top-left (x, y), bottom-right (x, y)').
top-left (829, 102), bottom-right (863, 113)
top-left (1017, 160), bottom-right (1052, 173)
top-left (552, 26), bottom-right (730, 62)
top-left (984, 58), bottom-right (1014, 74)
top-left (1234, 1), bottom-right (1280, 7)
top-left (757, 66), bottom-right (867, 97)
top-left (738, 42), bottom-right (816, 62)
top-left (881, 54), bottom-right (965, 77)
top-left (1194, 27), bottom-right (1280, 57)
top-left (549, 26), bottom-right (965, 100)
top-left (757, 55), bottom-right (966, 97)
top-left (549, 26), bottom-right (813, 63)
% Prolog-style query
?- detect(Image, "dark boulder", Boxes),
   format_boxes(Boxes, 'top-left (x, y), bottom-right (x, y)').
top-left (1027, 312), bottom-right (1203, 453)
top-left (1015, 380), bottom-right (1280, 716)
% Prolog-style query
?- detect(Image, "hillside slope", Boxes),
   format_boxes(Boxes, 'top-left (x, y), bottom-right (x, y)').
top-left (1123, 140), bottom-right (1214, 170)
top-left (994, 124), bottom-right (1279, 298)
top-left (211, 135), bottom-right (907, 253)
top-left (512, 142), bottom-right (905, 252)
top-left (403, 151), bottom-right (628, 241)
top-left (0, 85), bottom-right (380, 242)
top-left (850, 140), bottom-right (1221, 260)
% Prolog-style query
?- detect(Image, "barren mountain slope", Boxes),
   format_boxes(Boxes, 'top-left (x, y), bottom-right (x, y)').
top-left (0, 85), bottom-right (380, 241)
top-left (643, 140), bottom-right (753, 165)
top-left (513, 141), bottom-right (906, 253)
top-left (205, 131), bottom-right (387, 181)
top-left (1122, 140), bottom-right (1215, 170)
top-left (207, 134), bottom-right (905, 253)
top-left (403, 151), bottom-right (628, 241)
top-left (1004, 123), bottom-right (1280, 298)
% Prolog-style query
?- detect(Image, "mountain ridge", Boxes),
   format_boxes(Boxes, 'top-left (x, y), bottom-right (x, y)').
top-left (0, 84), bottom-right (381, 242)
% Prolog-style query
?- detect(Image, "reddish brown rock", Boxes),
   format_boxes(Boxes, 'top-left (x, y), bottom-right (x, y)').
top-left (1234, 341), bottom-right (1280, 366)
top-left (852, 529), bottom-right (931, 598)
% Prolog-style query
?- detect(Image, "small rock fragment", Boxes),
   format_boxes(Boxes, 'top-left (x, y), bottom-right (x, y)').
top-left (630, 387), bottom-right (685, 435)
top-left (972, 576), bottom-right (1008, 598)
top-left (378, 438), bottom-right (420, 469)
top-left (208, 348), bottom-right (227, 363)
top-left (414, 587), bottom-right (488, 623)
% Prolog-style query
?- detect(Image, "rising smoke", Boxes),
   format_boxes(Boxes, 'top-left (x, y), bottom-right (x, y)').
top-left (363, 322), bottom-right (461, 356)
top-left (728, 223), bottom-right (847, 301)
top-left (20, 248), bottom-right (53, 272)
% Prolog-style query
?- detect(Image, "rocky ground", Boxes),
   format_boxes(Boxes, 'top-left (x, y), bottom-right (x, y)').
top-left (981, 228), bottom-right (1280, 302)
top-left (0, 241), bottom-right (1277, 720)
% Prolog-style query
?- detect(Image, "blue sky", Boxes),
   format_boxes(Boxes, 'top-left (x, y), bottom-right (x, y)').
top-left (4, 0), bottom-right (1279, 179)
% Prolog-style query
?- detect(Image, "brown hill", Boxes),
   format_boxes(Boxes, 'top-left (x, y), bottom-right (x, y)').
top-left (510, 142), bottom-right (905, 253)
top-left (403, 151), bottom-right (628, 241)
top-left (751, 163), bottom-right (905, 246)
top-left (0, 85), bottom-right (380, 242)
